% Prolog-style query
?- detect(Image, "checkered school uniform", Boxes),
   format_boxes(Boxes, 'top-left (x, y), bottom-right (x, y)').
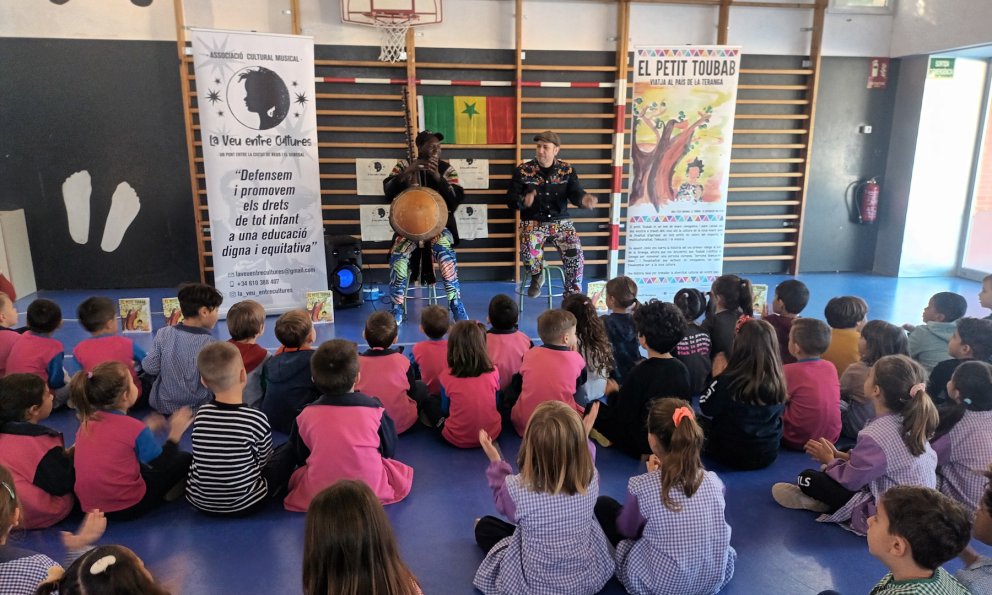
top-left (142, 324), bottom-right (217, 414)
top-left (956, 555), bottom-right (992, 594)
top-left (933, 410), bottom-right (992, 516)
top-left (0, 546), bottom-right (59, 595)
top-left (615, 470), bottom-right (736, 595)
top-left (818, 414), bottom-right (937, 535)
top-left (870, 568), bottom-right (969, 594)
top-left (473, 469), bottom-right (614, 595)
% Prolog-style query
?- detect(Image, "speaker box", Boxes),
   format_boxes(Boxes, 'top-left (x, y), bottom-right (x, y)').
top-left (325, 235), bottom-right (364, 309)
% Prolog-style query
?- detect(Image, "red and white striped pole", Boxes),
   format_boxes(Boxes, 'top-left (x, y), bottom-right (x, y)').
top-left (608, 74), bottom-right (626, 280)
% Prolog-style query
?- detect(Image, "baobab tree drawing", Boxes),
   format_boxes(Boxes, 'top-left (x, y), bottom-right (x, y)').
top-left (629, 96), bottom-right (713, 212)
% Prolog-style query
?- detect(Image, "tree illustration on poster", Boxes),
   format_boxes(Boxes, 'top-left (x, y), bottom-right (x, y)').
top-left (629, 98), bottom-right (713, 211)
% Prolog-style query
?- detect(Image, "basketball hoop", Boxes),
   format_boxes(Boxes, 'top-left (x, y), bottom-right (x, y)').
top-left (341, 1), bottom-right (443, 63)
top-left (371, 11), bottom-right (416, 62)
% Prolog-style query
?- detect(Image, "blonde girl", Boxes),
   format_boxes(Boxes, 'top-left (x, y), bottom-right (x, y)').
top-left (773, 354), bottom-right (938, 535)
top-left (473, 401), bottom-right (614, 594)
top-left (595, 398), bottom-right (735, 594)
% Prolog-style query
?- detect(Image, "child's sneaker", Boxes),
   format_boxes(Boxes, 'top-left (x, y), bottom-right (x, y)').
top-left (772, 482), bottom-right (831, 512)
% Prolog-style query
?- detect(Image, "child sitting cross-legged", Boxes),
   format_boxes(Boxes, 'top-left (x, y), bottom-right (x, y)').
top-left (840, 320), bottom-right (909, 440)
top-left (226, 300), bottom-right (269, 409)
top-left (702, 274), bottom-right (754, 377)
top-left (357, 311), bottom-right (428, 434)
top-left (260, 310), bottom-right (320, 434)
top-left (484, 294), bottom-right (532, 395)
top-left (273, 339), bottom-right (413, 511)
top-left (593, 300), bottom-right (691, 458)
top-left (73, 297), bottom-right (147, 403)
top-left (601, 276), bottom-right (643, 384)
top-left (822, 295), bottom-right (869, 379)
top-left (763, 279), bottom-right (810, 365)
top-left (955, 465), bottom-right (992, 592)
top-left (507, 309), bottom-right (587, 436)
top-left (186, 342), bottom-right (273, 516)
top-left (595, 398), bottom-right (735, 595)
top-left (672, 288), bottom-right (712, 397)
top-left (563, 293), bottom-right (616, 406)
top-left (6, 299), bottom-right (70, 408)
top-left (411, 305), bottom-right (450, 398)
top-left (782, 318), bottom-right (841, 450)
top-left (904, 291), bottom-right (968, 374)
top-left (0, 292), bottom-right (20, 377)
top-left (927, 317), bottom-right (992, 402)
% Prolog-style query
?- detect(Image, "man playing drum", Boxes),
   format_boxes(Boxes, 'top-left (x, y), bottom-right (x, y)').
top-left (383, 130), bottom-right (468, 324)
top-left (508, 130), bottom-right (596, 298)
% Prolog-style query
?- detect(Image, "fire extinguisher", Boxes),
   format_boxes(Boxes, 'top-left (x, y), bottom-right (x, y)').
top-left (852, 178), bottom-right (880, 224)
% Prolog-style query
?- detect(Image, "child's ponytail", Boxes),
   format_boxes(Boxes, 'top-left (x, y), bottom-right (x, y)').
top-left (737, 278), bottom-right (754, 317)
top-left (605, 276), bottom-right (638, 311)
top-left (70, 362), bottom-right (131, 422)
top-left (710, 274), bottom-right (753, 317)
top-left (647, 398), bottom-right (704, 511)
top-left (874, 355), bottom-right (938, 456)
top-left (937, 361), bottom-right (992, 439)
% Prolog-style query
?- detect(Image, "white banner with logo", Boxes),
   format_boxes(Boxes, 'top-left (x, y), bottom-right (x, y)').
top-left (625, 46), bottom-right (741, 300)
top-left (191, 28), bottom-right (327, 313)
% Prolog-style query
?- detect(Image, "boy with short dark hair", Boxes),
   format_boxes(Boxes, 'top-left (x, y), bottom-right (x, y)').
top-left (821, 295), bottom-right (868, 378)
top-left (73, 296), bottom-right (147, 399)
top-left (979, 274), bottom-right (992, 321)
top-left (865, 486), bottom-right (970, 594)
top-left (186, 342), bottom-right (273, 515)
top-left (274, 339), bottom-right (413, 510)
top-left (411, 305), bottom-right (450, 397)
top-left (763, 279), bottom-right (810, 365)
top-left (226, 300), bottom-right (269, 408)
top-left (592, 300), bottom-right (691, 457)
top-left (508, 309), bottom-right (587, 436)
top-left (0, 292), bottom-right (22, 377)
top-left (903, 292), bottom-right (968, 374)
top-left (485, 294), bottom-right (532, 393)
top-left (356, 311), bottom-right (427, 434)
top-left (6, 299), bottom-right (70, 408)
top-left (927, 317), bottom-right (992, 401)
top-left (142, 283), bottom-right (223, 414)
top-left (781, 318), bottom-right (841, 450)
top-left (260, 310), bottom-right (319, 433)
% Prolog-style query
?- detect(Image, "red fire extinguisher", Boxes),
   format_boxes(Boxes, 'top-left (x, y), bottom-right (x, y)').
top-left (853, 178), bottom-right (880, 224)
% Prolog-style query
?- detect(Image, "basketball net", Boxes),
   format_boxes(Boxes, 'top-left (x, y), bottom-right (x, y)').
top-left (374, 16), bottom-right (414, 62)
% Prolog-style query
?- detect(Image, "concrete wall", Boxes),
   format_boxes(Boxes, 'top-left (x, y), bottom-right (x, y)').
top-left (890, 0), bottom-right (992, 57)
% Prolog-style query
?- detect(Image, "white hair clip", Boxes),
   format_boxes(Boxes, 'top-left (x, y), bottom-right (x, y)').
top-left (89, 555), bottom-right (117, 575)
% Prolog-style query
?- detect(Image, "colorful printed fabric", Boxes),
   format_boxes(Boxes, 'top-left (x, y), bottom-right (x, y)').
top-left (389, 229), bottom-right (462, 305)
top-left (519, 220), bottom-right (584, 295)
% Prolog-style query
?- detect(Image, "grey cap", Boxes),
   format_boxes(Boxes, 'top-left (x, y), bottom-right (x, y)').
top-left (533, 130), bottom-right (561, 147)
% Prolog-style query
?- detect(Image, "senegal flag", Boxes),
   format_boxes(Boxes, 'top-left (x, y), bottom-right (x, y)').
top-left (419, 96), bottom-right (515, 145)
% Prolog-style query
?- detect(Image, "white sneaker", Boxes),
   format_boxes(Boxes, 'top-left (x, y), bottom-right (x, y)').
top-left (772, 483), bottom-right (831, 513)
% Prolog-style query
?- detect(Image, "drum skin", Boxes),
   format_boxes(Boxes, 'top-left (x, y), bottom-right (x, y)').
top-left (390, 186), bottom-right (447, 242)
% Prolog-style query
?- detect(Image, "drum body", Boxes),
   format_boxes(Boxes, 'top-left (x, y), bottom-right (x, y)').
top-left (389, 186), bottom-right (447, 242)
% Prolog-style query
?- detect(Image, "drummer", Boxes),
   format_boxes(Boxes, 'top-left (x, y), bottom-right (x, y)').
top-left (383, 130), bottom-right (468, 324)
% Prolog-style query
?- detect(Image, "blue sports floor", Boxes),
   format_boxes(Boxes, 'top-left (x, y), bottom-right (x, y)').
top-left (6, 273), bottom-right (991, 594)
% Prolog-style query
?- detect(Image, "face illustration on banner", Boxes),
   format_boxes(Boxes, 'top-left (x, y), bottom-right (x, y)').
top-left (376, 208), bottom-right (387, 218)
top-left (373, 162), bottom-right (383, 173)
top-left (465, 207), bottom-right (474, 217)
top-left (227, 66), bottom-right (290, 130)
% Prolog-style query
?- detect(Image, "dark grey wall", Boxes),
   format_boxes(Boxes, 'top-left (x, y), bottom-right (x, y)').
top-left (873, 55), bottom-right (930, 276)
top-left (800, 57), bottom-right (899, 272)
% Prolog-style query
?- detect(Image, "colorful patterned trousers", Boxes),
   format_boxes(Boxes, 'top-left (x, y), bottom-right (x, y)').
top-left (519, 219), bottom-right (584, 295)
top-left (389, 229), bottom-right (462, 306)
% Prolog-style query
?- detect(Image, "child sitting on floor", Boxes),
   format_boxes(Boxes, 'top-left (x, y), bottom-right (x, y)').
top-left (6, 299), bottom-right (69, 408)
top-left (36, 543), bottom-right (173, 595)
top-left (981, 274), bottom-right (992, 320)
top-left (357, 311), bottom-right (427, 434)
top-left (955, 465), bottom-right (992, 592)
top-left (593, 300), bottom-right (691, 458)
top-left (484, 294), bottom-right (532, 394)
top-left (411, 305), bottom-right (450, 398)
top-left (142, 283), bottom-right (222, 414)
top-left (474, 401), bottom-right (614, 595)
top-left (773, 355), bottom-right (938, 536)
top-left (186, 342), bottom-right (273, 516)
top-left (600, 276), bottom-right (642, 384)
top-left (782, 318), bottom-right (841, 450)
top-left (702, 274), bottom-right (754, 377)
top-left (0, 292), bottom-right (22, 377)
top-left (763, 279), bottom-right (810, 365)
top-left (821, 295), bottom-right (868, 379)
top-left (932, 361), bottom-right (992, 516)
top-left (303, 480), bottom-right (423, 595)
top-left (672, 288), bottom-right (712, 396)
top-left (226, 300), bottom-right (269, 408)
top-left (927, 317), bottom-right (992, 402)
top-left (904, 291), bottom-right (967, 374)
top-left (563, 293), bottom-right (615, 406)
top-left (594, 398), bottom-right (735, 595)
top-left (508, 309), bottom-right (586, 436)
top-left (72, 361), bottom-right (193, 521)
top-left (0, 374), bottom-right (74, 529)
top-left (260, 310), bottom-right (319, 434)
top-left (863, 486), bottom-right (970, 594)
top-left (276, 339), bottom-right (413, 511)
top-left (423, 320), bottom-right (501, 448)
top-left (73, 297), bottom-right (146, 401)
top-left (840, 320), bottom-right (909, 439)
top-left (699, 319), bottom-right (787, 470)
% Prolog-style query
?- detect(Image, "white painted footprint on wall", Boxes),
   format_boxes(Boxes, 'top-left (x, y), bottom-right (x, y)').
top-left (61, 170), bottom-right (141, 252)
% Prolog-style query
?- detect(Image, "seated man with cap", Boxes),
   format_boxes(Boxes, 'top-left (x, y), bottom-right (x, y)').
top-left (383, 130), bottom-right (468, 324)
top-left (507, 130), bottom-right (596, 298)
